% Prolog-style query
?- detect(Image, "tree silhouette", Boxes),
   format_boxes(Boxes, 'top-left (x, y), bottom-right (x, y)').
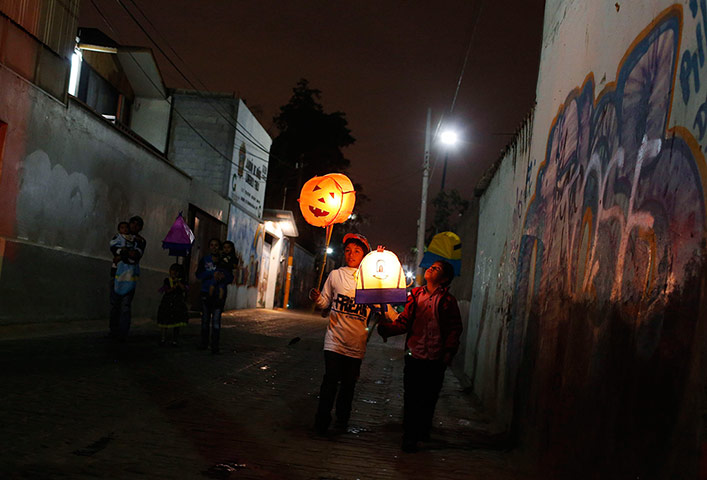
top-left (429, 189), bottom-right (468, 242)
top-left (265, 79), bottom-right (356, 252)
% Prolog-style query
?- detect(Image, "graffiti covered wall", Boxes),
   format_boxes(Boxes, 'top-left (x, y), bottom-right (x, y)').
top-left (465, 109), bottom-right (535, 418)
top-left (468, 1), bottom-right (707, 477)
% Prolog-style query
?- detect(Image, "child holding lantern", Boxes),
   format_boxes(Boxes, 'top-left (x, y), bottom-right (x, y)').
top-left (309, 233), bottom-right (372, 435)
top-left (377, 260), bottom-right (463, 453)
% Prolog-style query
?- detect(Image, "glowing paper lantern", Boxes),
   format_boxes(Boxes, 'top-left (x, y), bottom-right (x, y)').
top-left (355, 246), bottom-right (407, 304)
top-left (299, 173), bottom-right (357, 291)
top-left (420, 231), bottom-right (461, 276)
top-left (298, 173), bottom-right (356, 228)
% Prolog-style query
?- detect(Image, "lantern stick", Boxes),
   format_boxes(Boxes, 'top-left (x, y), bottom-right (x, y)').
top-left (315, 224), bottom-right (335, 291)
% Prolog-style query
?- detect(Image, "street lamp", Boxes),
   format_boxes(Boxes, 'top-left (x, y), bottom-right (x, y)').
top-left (414, 113), bottom-right (460, 286)
top-left (414, 110), bottom-right (432, 286)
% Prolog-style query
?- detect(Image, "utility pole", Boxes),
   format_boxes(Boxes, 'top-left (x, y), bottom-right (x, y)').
top-left (414, 109), bottom-right (431, 287)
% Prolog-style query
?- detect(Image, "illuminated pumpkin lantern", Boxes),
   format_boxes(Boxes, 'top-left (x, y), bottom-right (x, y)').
top-left (298, 173), bottom-right (356, 228)
top-left (355, 246), bottom-right (408, 304)
top-left (299, 173), bottom-right (357, 291)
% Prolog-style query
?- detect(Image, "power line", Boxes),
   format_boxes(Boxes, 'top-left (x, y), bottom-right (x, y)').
top-left (429, 0), bottom-right (487, 186)
top-left (114, 0), bottom-right (274, 158)
top-left (450, 0), bottom-right (486, 115)
top-left (88, 0), bottom-right (270, 180)
top-left (124, 0), bottom-right (274, 157)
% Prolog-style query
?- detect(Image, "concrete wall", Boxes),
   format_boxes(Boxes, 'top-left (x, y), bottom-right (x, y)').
top-left (130, 96), bottom-right (171, 153)
top-left (465, 1), bottom-right (707, 477)
top-left (448, 195), bottom-right (480, 376)
top-left (465, 109), bottom-right (535, 421)
top-left (168, 91), bottom-right (236, 197)
top-left (229, 99), bottom-right (271, 219)
top-left (0, 64), bottom-right (228, 323)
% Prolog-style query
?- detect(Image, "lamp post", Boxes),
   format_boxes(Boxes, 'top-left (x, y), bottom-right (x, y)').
top-left (414, 109), bottom-right (432, 286)
top-left (415, 115), bottom-right (459, 286)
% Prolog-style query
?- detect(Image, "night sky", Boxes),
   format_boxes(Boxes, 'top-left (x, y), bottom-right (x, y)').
top-left (79, 0), bottom-right (546, 256)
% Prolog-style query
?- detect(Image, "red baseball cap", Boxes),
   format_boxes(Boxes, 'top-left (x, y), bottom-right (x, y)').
top-left (342, 233), bottom-right (370, 254)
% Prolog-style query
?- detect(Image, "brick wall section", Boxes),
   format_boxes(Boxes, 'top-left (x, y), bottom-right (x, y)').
top-left (168, 91), bottom-right (237, 197)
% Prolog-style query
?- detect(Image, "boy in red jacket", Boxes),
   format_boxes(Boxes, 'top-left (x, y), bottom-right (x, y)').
top-left (378, 260), bottom-right (462, 453)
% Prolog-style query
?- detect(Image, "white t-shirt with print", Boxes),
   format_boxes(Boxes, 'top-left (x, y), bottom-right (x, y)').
top-left (316, 266), bottom-right (370, 359)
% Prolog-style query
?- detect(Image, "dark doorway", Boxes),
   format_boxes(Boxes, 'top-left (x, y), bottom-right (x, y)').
top-left (185, 205), bottom-right (226, 312)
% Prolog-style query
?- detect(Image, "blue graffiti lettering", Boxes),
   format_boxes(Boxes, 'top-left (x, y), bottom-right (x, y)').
top-left (680, 0), bottom-right (707, 104)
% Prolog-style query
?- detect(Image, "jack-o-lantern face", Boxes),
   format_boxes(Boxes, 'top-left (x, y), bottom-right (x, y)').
top-left (298, 173), bottom-right (356, 227)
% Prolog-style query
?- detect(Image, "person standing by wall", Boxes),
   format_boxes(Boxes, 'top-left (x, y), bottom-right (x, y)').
top-left (109, 215), bottom-right (146, 341)
top-left (196, 238), bottom-right (232, 354)
top-left (310, 233), bottom-right (372, 435)
top-left (377, 260), bottom-right (462, 453)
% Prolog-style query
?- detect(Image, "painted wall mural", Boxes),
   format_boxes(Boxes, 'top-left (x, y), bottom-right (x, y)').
top-left (508, 6), bottom-right (706, 475)
top-left (225, 204), bottom-right (262, 309)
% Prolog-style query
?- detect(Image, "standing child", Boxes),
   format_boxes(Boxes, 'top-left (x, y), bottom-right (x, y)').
top-left (109, 221), bottom-right (135, 277)
top-left (310, 233), bottom-right (372, 435)
top-left (377, 260), bottom-right (463, 453)
top-left (157, 263), bottom-right (189, 345)
top-left (196, 238), bottom-right (225, 353)
top-left (209, 240), bottom-right (236, 303)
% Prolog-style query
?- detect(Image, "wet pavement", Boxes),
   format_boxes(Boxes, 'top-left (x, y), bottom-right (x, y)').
top-left (1, 309), bottom-right (535, 479)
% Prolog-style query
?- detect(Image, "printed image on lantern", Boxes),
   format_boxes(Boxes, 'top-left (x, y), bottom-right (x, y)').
top-left (298, 173), bottom-right (356, 228)
top-left (355, 246), bottom-right (407, 304)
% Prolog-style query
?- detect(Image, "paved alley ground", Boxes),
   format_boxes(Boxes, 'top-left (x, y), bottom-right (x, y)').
top-left (1, 309), bottom-right (535, 479)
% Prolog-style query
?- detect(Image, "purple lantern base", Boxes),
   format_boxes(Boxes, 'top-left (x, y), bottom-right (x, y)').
top-left (355, 288), bottom-right (407, 305)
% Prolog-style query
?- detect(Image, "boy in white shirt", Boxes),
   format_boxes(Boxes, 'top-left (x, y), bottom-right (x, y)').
top-left (310, 233), bottom-right (371, 435)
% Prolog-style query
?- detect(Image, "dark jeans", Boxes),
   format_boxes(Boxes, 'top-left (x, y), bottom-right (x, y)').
top-left (315, 350), bottom-right (362, 431)
top-left (109, 285), bottom-right (136, 339)
top-left (403, 355), bottom-right (446, 442)
top-left (200, 293), bottom-right (222, 351)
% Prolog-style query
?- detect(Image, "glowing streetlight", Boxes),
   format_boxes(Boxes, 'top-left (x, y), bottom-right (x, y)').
top-left (440, 130), bottom-right (458, 146)
top-left (439, 128), bottom-right (459, 191)
top-left (415, 114), bottom-right (463, 286)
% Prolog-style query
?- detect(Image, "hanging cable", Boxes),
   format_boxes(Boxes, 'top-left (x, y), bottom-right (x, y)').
top-left (114, 0), bottom-right (274, 157)
top-left (88, 0), bottom-right (271, 178)
top-left (429, 0), bottom-right (487, 183)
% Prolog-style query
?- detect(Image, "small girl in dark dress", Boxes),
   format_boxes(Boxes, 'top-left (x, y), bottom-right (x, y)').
top-left (157, 263), bottom-right (189, 345)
